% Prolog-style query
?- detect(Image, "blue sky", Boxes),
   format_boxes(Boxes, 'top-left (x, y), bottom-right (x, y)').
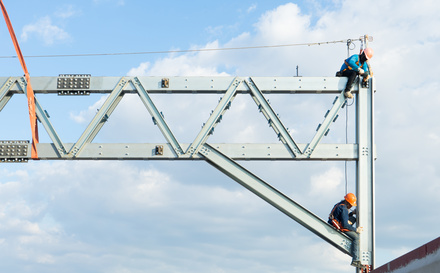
top-left (1, 0), bottom-right (440, 273)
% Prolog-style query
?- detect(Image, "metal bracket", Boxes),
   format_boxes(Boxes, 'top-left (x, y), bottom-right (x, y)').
top-left (57, 74), bottom-right (91, 95)
top-left (0, 140), bottom-right (30, 163)
top-left (161, 78), bottom-right (169, 88)
top-left (155, 145), bottom-right (164, 155)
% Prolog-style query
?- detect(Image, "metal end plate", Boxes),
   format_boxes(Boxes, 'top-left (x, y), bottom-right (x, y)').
top-left (57, 74), bottom-right (91, 94)
top-left (0, 140), bottom-right (30, 163)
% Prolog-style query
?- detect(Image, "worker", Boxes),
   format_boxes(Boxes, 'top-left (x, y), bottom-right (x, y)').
top-left (338, 48), bottom-right (374, 99)
top-left (328, 193), bottom-right (364, 268)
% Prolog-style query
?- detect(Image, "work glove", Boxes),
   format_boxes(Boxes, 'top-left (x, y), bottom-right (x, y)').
top-left (358, 68), bottom-right (365, 75)
top-left (356, 226), bottom-right (364, 234)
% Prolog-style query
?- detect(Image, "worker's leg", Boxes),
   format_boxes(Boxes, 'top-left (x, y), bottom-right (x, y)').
top-left (341, 70), bottom-right (358, 92)
top-left (345, 231), bottom-right (360, 263)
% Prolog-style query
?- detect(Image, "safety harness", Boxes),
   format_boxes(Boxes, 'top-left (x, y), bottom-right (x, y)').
top-left (329, 202), bottom-right (350, 232)
top-left (342, 59), bottom-right (360, 73)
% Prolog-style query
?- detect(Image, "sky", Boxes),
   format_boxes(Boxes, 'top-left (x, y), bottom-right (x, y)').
top-left (1, 0), bottom-right (440, 272)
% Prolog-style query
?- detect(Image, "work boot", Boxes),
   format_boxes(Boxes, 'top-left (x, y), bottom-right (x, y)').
top-left (345, 91), bottom-right (353, 99)
top-left (351, 261), bottom-right (366, 269)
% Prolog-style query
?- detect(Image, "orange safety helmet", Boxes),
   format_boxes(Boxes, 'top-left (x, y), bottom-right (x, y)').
top-left (362, 48), bottom-right (374, 60)
top-left (344, 193), bottom-right (357, 206)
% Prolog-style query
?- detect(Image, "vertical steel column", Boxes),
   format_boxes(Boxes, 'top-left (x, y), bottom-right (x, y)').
top-left (356, 77), bottom-right (375, 268)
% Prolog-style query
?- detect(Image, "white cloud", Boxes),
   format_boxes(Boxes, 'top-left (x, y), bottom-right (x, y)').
top-left (127, 42), bottom-right (230, 77)
top-left (21, 16), bottom-right (70, 46)
top-left (69, 95), bottom-right (107, 124)
top-left (93, 0), bottom-right (125, 6)
top-left (309, 167), bottom-right (344, 196)
top-left (55, 5), bottom-right (81, 19)
top-left (247, 4), bottom-right (257, 13)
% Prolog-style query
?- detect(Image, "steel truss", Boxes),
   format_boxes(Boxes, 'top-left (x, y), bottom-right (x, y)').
top-left (0, 75), bottom-right (376, 267)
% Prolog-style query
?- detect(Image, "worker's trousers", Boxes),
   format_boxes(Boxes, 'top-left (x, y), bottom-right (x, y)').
top-left (345, 231), bottom-right (360, 262)
top-left (341, 70), bottom-right (358, 92)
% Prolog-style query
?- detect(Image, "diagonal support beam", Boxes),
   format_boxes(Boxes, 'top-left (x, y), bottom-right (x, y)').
top-left (199, 143), bottom-right (353, 255)
top-left (187, 77), bottom-right (242, 156)
top-left (0, 77), bottom-right (14, 111)
top-left (245, 77), bottom-right (302, 157)
top-left (69, 77), bottom-right (127, 157)
top-left (0, 77), bottom-right (26, 111)
top-left (134, 77), bottom-right (184, 156)
top-left (34, 97), bottom-right (67, 157)
top-left (303, 92), bottom-right (347, 157)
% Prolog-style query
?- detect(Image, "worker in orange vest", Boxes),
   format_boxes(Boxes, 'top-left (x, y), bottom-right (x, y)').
top-left (328, 193), bottom-right (364, 268)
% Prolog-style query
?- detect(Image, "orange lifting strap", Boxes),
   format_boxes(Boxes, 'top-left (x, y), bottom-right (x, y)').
top-left (1, 0), bottom-right (39, 159)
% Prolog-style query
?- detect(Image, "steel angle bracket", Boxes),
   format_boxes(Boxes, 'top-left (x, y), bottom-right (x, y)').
top-left (199, 143), bottom-right (353, 255)
top-left (303, 91), bottom-right (347, 157)
top-left (186, 77), bottom-right (242, 156)
top-left (245, 77), bottom-right (302, 157)
top-left (69, 77), bottom-right (127, 157)
top-left (34, 97), bottom-right (67, 157)
top-left (134, 77), bottom-right (183, 157)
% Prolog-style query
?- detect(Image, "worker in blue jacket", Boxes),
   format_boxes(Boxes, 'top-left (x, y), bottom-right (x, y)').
top-left (329, 193), bottom-right (364, 268)
top-left (338, 48), bottom-right (374, 99)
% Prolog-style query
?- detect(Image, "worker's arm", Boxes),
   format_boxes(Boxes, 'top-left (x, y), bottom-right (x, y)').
top-left (345, 55), bottom-right (362, 72)
top-left (362, 62), bottom-right (370, 75)
top-left (340, 208), bottom-right (356, 232)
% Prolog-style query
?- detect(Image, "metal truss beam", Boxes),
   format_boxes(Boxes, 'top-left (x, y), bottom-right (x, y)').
top-left (0, 75), bottom-right (376, 268)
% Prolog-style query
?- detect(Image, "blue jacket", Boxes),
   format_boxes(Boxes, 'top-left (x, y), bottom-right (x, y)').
top-left (340, 54), bottom-right (369, 74)
top-left (328, 201), bottom-right (356, 232)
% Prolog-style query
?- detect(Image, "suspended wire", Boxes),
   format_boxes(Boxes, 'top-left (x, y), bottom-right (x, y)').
top-left (0, 38), bottom-right (360, 59)
top-left (344, 39), bottom-right (357, 195)
top-left (344, 95), bottom-right (355, 196)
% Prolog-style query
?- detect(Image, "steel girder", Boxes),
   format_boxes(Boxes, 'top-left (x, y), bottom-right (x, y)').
top-left (0, 75), bottom-right (376, 265)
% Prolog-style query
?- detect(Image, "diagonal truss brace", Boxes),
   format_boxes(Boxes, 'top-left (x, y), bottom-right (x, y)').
top-left (187, 77), bottom-right (242, 156)
top-left (0, 77), bottom-right (25, 111)
top-left (69, 77), bottom-right (127, 157)
top-left (303, 92), bottom-right (347, 157)
top-left (199, 143), bottom-right (353, 255)
top-left (134, 77), bottom-right (183, 156)
top-left (35, 97), bottom-right (67, 156)
top-left (245, 77), bottom-right (302, 157)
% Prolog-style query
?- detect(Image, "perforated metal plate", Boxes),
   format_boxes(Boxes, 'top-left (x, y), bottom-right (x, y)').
top-left (0, 140), bottom-right (30, 162)
top-left (57, 74), bottom-right (91, 95)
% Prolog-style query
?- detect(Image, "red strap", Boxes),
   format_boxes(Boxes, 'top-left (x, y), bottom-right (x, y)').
top-left (1, 0), bottom-right (39, 159)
